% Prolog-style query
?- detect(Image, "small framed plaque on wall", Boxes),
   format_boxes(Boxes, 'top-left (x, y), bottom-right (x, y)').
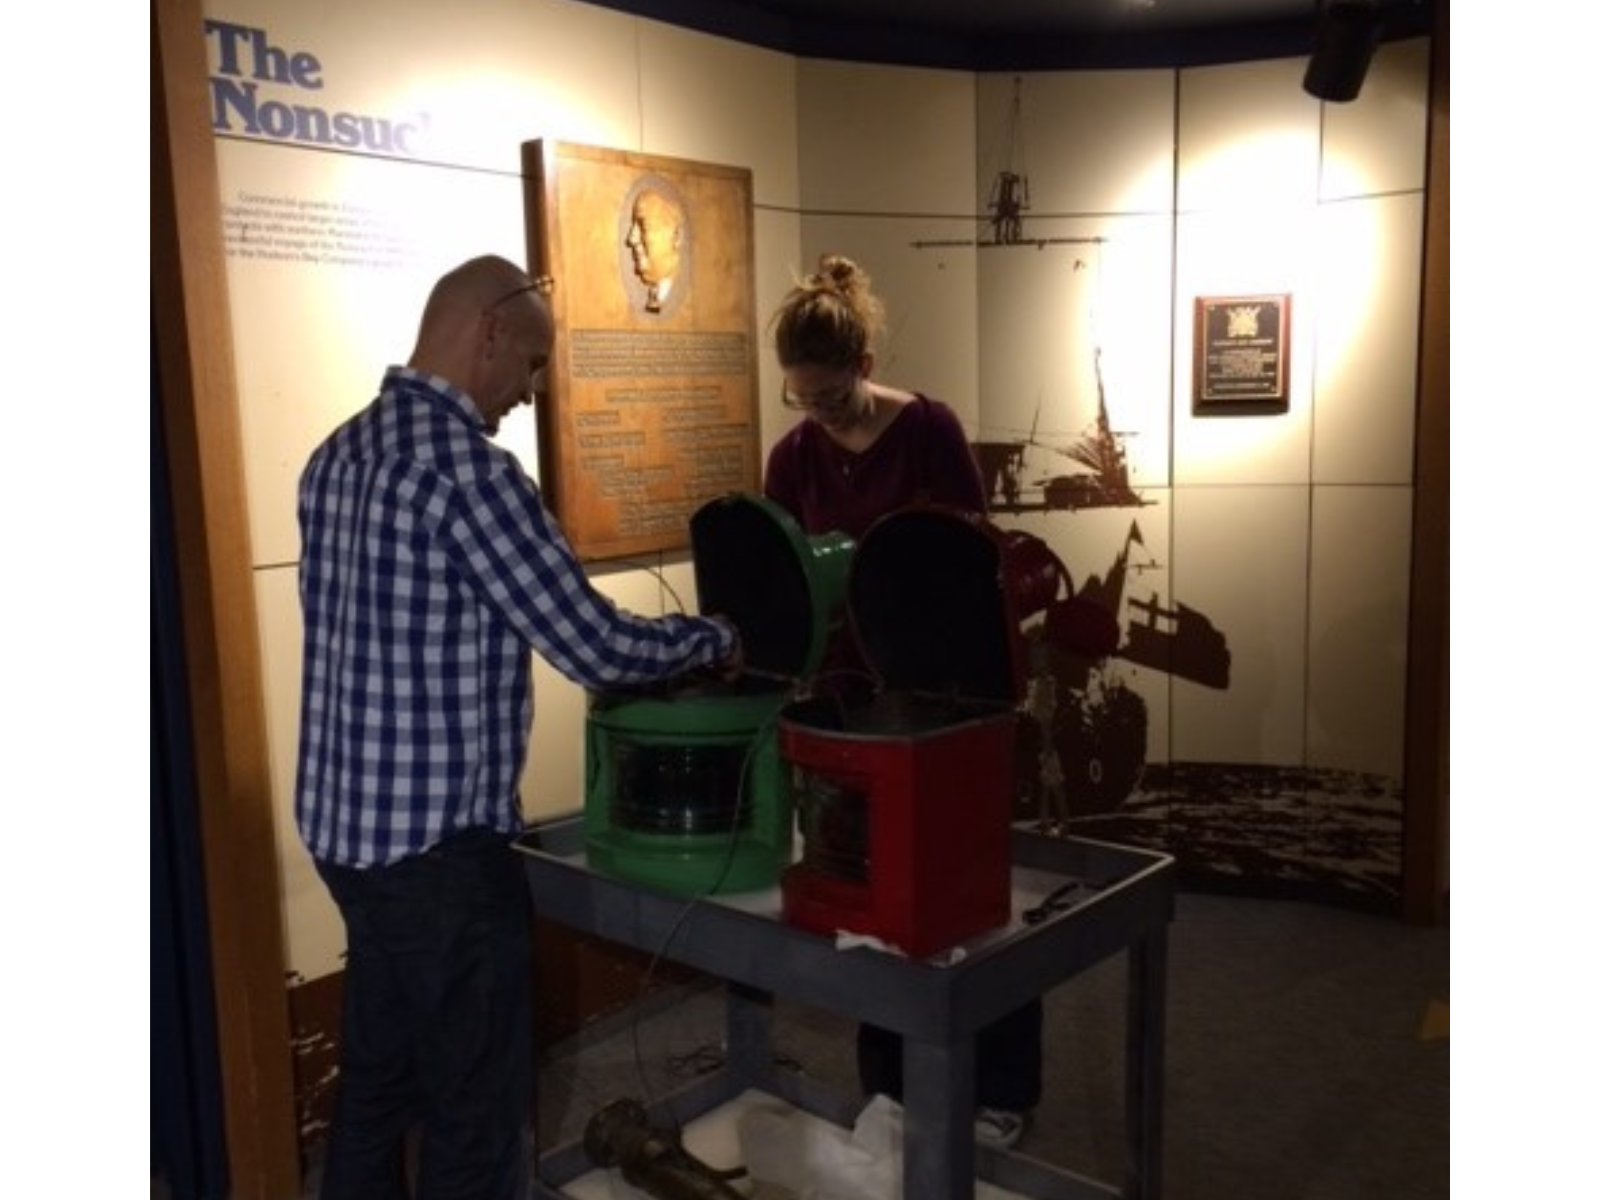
top-left (521, 140), bottom-right (762, 562)
top-left (1192, 293), bottom-right (1291, 415)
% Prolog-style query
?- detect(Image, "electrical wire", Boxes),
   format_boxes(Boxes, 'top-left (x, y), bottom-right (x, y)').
top-left (596, 605), bottom-right (892, 1127)
top-left (619, 698), bottom-right (792, 1130)
top-left (603, 557), bottom-right (691, 616)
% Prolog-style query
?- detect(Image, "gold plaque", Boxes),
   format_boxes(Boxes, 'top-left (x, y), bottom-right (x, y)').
top-left (521, 140), bottom-right (762, 562)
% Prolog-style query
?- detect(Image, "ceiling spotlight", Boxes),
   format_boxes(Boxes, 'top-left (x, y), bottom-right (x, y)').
top-left (1302, 0), bottom-right (1383, 102)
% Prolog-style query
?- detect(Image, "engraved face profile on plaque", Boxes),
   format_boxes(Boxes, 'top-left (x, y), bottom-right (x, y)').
top-left (621, 176), bottom-right (691, 317)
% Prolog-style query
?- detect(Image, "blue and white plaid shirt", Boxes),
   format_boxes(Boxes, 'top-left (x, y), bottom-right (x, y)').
top-left (295, 367), bottom-right (734, 867)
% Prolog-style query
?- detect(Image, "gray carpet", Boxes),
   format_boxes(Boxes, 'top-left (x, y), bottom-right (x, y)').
top-left (538, 889), bottom-right (1449, 1200)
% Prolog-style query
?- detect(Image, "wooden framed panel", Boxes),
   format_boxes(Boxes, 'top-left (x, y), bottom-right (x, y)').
top-left (522, 140), bottom-right (762, 561)
top-left (1192, 293), bottom-right (1291, 415)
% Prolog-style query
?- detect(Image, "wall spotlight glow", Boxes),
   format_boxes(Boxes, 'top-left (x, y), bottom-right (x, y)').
top-left (1303, 1), bottom-right (1383, 103)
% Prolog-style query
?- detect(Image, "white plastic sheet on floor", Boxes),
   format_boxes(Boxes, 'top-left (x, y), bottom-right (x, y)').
top-left (558, 1090), bottom-right (1031, 1200)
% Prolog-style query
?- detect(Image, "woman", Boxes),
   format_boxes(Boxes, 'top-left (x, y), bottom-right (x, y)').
top-left (764, 256), bottom-right (985, 540)
top-left (764, 253), bottom-right (1041, 1150)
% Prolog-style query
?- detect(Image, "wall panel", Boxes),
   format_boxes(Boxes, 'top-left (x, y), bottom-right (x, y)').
top-left (1311, 192), bottom-right (1424, 485)
top-left (975, 69), bottom-right (1177, 217)
top-left (1177, 56), bottom-right (1320, 214)
top-left (638, 21), bottom-right (801, 204)
top-left (796, 60), bottom-right (976, 214)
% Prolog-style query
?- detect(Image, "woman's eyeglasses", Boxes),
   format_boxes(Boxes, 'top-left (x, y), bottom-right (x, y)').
top-left (781, 376), bottom-right (859, 412)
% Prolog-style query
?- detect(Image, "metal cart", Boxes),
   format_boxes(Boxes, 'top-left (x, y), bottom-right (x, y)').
top-left (516, 817), bottom-right (1174, 1200)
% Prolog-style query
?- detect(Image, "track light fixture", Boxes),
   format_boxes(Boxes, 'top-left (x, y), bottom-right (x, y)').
top-left (1302, 0), bottom-right (1383, 102)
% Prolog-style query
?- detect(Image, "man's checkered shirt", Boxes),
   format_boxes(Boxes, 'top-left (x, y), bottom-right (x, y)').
top-left (295, 367), bottom-right (733, 867)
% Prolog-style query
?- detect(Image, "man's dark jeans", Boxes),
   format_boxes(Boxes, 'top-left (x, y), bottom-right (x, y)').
top-left (315, 828), bottom-right (532, 1200)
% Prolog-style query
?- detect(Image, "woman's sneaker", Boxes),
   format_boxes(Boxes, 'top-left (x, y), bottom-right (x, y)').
top-left (974, 1107), bottom-right (1030, 1149)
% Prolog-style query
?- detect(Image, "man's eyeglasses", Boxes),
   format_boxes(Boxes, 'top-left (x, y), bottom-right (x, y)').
top-left (487, 275), bottom-right (555, 310)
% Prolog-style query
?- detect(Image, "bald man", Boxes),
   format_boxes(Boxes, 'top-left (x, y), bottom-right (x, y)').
top-left (295, 255), bottom-right (739, 1200)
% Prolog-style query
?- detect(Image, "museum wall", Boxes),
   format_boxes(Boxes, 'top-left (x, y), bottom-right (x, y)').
top-left (787, 44), bottom-right (1429, 908)
top-left (193, 0), bottom-right (1430, 997)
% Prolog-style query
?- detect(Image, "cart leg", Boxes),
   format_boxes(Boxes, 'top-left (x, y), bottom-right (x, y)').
top-left (903, 1034), bottom-right (976, 1200)
top-left (726, 982), bottom-right (775, 1091)
top-left (1124, 928), bottom-right (1168, 1200)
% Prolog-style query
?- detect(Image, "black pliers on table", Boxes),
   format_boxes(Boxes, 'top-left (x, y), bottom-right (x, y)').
top-left (1021, 878), bottom-right (1104, 925)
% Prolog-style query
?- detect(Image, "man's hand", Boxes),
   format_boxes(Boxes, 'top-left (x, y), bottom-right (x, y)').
top-left (708, 615), bottom-right (744, 681)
